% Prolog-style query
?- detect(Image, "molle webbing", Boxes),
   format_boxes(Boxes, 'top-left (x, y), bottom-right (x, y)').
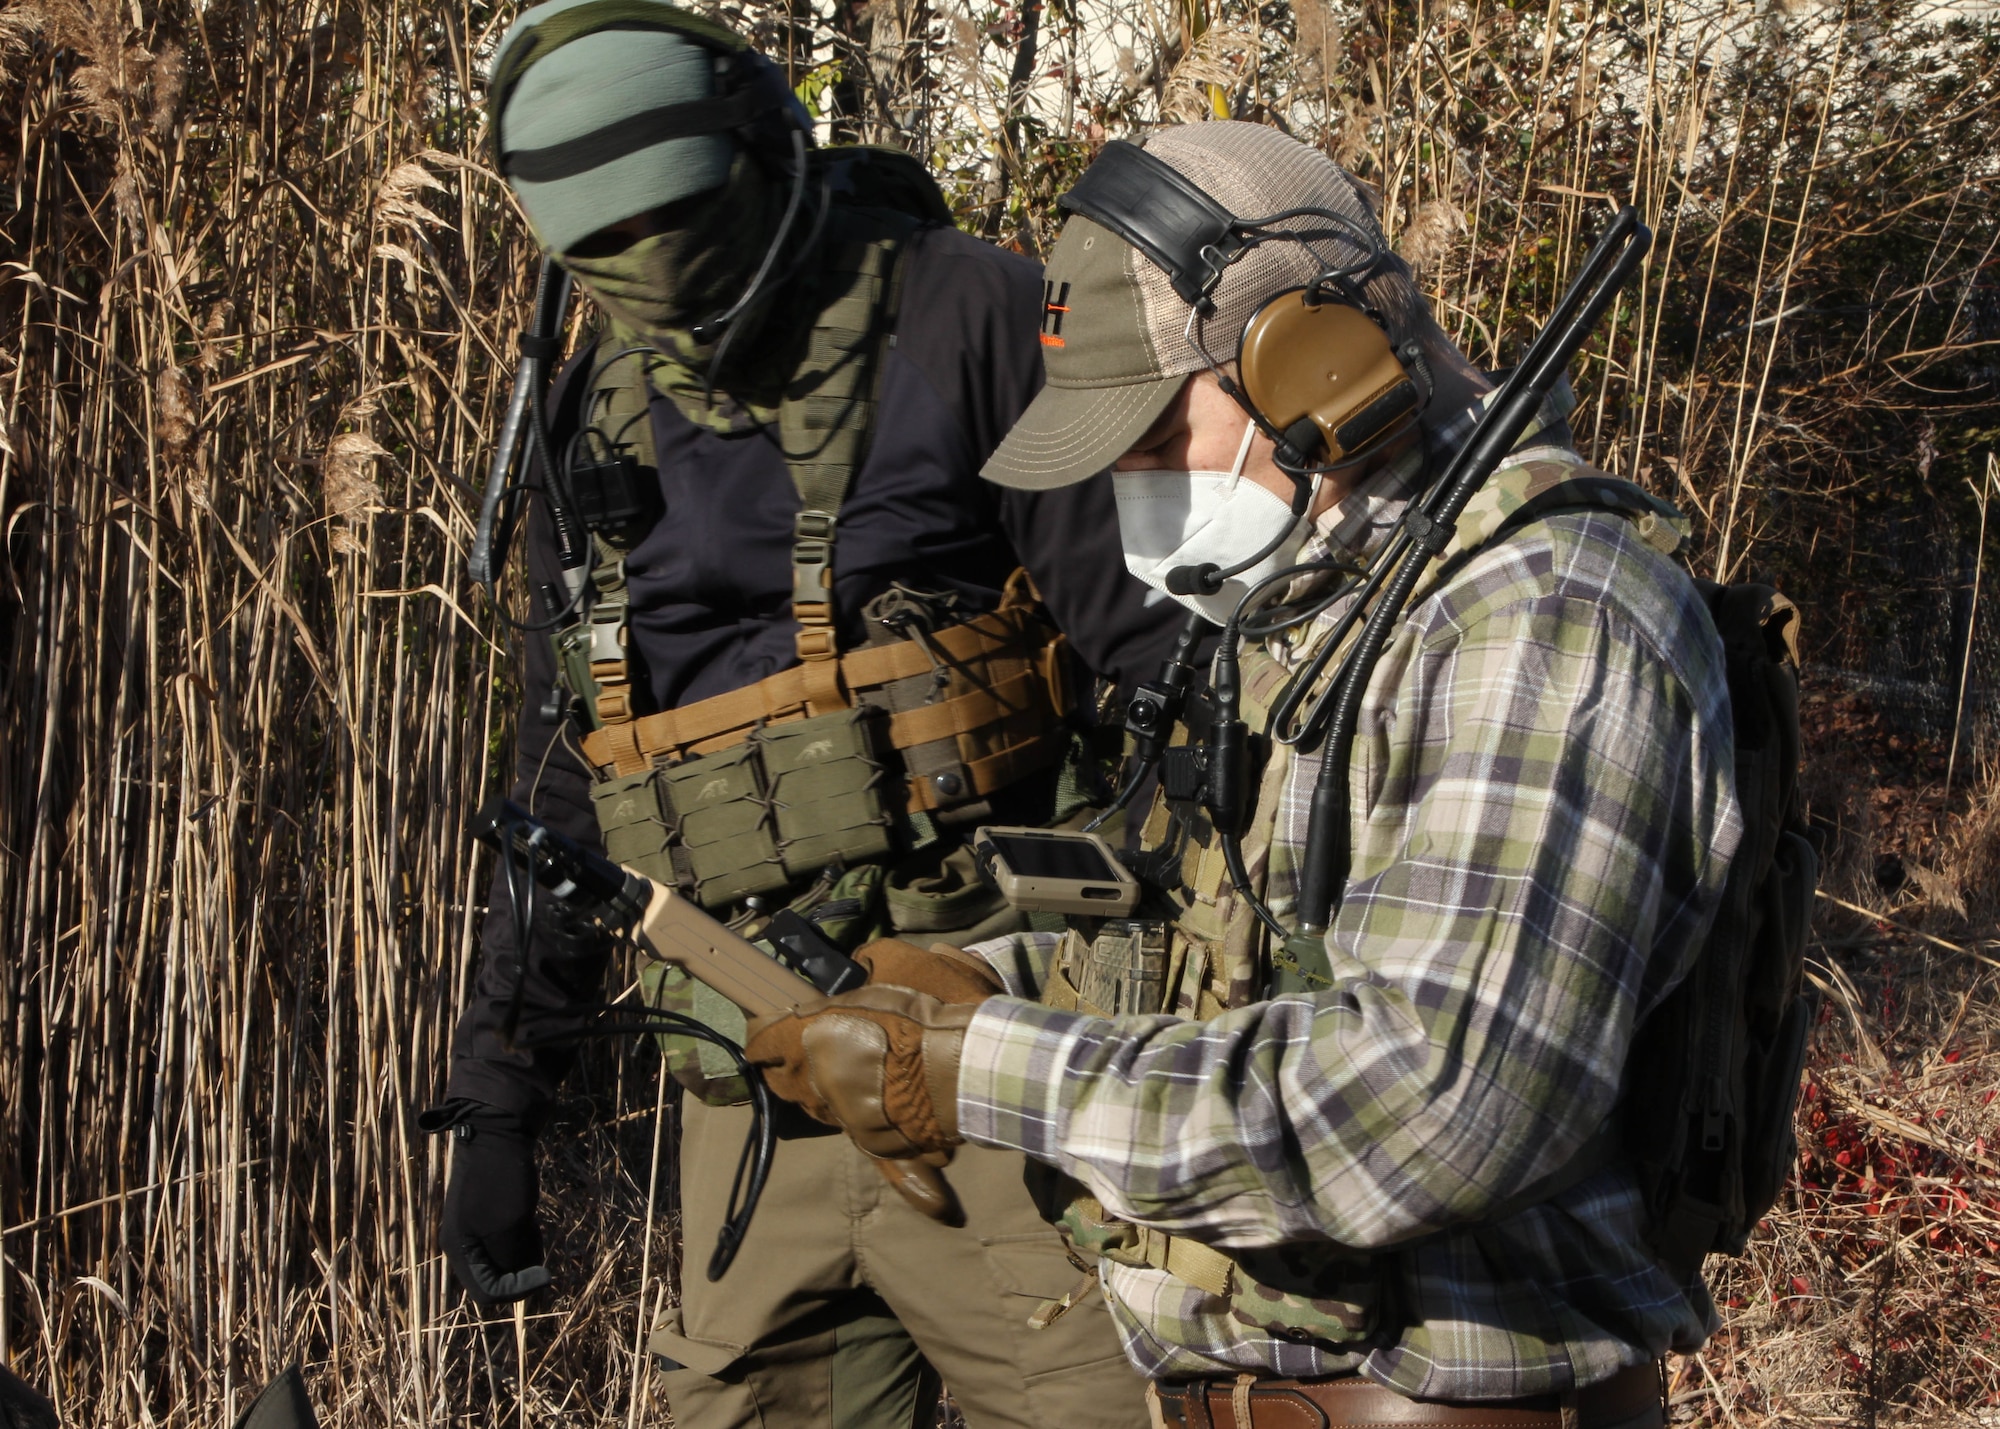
top-left (783, 220), bottom-right (912, 685)
top-left (1058, 1194), bottom-right (1239, 1300)
top-left (1129, 1225), bottom-right (1236, 1298)
top-left (579, 598), bottom-right (1068, 814)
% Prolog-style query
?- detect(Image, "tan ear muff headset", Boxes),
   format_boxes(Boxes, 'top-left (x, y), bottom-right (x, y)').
top-left (1057, 139), bottom-right (1428, 475)
top-left (1238, 286), bottom-right (1423, 468)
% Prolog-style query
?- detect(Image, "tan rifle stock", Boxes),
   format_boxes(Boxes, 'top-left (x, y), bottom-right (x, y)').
top-left (632, 878), bottom-right (824, 1016)
top-left (624, 867), bottom-right (963, 1225)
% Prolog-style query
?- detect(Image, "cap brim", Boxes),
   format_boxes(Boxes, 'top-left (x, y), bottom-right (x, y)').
top-left (981, 374), bottom-right (1184, 490)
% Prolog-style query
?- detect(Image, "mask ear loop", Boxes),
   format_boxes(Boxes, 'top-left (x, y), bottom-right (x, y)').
top-left (1223, 415), bottom-right (1258, 488)
top-left (1184, 305), bottom-right (1295, 461)
top-left (1160, 334), bottom-right (1320, 600)
top-left (1223, 416), bottom-right (1319, 553)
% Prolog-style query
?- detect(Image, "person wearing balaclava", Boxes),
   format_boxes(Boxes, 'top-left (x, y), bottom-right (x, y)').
top-left (424, 5), bottom-right (1180, 1429)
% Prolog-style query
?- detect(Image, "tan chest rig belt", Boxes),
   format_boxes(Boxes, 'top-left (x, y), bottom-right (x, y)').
top-left (586, 573), bottom-right (1071, 908)
top-left (554, 208), bottom-right (1071, 912)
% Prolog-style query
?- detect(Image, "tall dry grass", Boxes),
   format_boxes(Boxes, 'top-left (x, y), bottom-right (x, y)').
top-left (2, 0), bottom-right (1997, 1424)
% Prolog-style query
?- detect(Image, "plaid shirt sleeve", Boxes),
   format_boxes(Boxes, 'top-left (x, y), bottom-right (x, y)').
top-left (957, 524), bottom-right (1740, 1253)
top-left (959, 929), bottom-right (1063, 999)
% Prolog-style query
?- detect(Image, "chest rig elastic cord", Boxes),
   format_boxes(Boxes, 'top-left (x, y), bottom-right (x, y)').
top-left (556, 206), bottom-right (917, 736)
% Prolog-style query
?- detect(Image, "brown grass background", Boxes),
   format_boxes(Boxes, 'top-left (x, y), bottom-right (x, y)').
top-left (3, 0), bottom-right (1999, 1423)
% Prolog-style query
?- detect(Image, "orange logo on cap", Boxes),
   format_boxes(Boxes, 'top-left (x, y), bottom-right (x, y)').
top-left (1041, 280), bottom-right (1070, 348)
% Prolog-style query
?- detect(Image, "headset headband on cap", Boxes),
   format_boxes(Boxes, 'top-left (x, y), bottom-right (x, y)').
top-left (1057, 135), bottom-right (1428, 479)
top-left (1057, 139), bottom-right (1391, 315)
top-left (1058, 141), bottom-right (1246, 309)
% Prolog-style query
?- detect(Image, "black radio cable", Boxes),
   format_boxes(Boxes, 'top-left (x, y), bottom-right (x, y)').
top-left (1084, 610), bottom-right (1211, 834)
top-left (1201, 554), bottom-right (1361, 942)
top-left (1204, 604), bottom-right (1279, 939)
top-left (1292, 207), bottom-right (1653, 936)
top-left (505, 1005), bottom-right (777, 1283)
top-left (540, 1005), bottom-right (777, 1283)
top-left (1262, 415), bottom-right (1438, 754)
top-left (495, 812), bottom-right (775, 1281)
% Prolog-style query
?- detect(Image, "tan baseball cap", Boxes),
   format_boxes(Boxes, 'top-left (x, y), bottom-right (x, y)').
top-left (982, 121), bottom-right (1402, 491)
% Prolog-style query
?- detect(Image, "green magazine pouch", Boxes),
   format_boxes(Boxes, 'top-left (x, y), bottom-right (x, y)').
top-left (588, 709), bottom-right (902, 911)
top-left (659, 743), bottom-right (788, 908)
top-left (760, 708), bottom-right (897, 877)
top-left (591, 766), bottom-right (680, 887)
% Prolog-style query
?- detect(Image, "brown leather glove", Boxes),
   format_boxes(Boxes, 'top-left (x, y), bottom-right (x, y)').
top-left (852, 937), bottom-right (1004, 1004)
top-left (745, 985), bottom-right (977, 1160)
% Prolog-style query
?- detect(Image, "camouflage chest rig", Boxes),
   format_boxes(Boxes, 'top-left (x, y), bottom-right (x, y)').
top-left (553, 151), bottom-right (1078, 1100)
top-left (1033, 451), bottom-right (1816, 1341)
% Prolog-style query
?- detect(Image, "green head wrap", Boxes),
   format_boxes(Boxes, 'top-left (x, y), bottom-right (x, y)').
top-left (490, 0), bottom-right (810, 418)
top-left (558, 154), bottom-right (797, 424)
top-left (491, 0), bottom-right (746, 254)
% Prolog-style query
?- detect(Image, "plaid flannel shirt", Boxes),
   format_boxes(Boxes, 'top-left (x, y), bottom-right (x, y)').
top-left (958, 388), bottom-right (1742, 1400)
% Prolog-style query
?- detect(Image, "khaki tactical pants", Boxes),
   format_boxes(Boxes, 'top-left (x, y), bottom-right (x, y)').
top-left (651, 1098), bottom-right (1149, 1429)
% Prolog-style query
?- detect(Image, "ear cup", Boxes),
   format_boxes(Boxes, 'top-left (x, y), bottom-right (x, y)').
top-left (1238, 290), bottom-right (1419, 463)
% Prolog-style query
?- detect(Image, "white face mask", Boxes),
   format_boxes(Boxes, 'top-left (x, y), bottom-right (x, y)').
top-left (1112, 422), bottom-right (1317, 625)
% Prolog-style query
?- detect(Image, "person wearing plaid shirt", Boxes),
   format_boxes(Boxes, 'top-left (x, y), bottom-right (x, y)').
top-left (748, 122), bottom-right (1739, 1429)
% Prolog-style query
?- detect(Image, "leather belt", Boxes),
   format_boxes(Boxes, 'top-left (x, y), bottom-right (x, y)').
top-left (1149, 1362), bottom-right (1665, 1429)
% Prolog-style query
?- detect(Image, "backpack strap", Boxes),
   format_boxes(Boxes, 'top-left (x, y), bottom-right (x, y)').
top-left (1477, 471), bottom-right (1687, 561)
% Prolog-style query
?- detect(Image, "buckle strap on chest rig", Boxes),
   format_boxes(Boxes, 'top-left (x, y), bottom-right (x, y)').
top-left (557, 331), bottom-right (668, 727)
top-left (785, 214), bottom-right (915, 710)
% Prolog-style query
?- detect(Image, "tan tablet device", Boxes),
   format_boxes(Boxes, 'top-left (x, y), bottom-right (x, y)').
top-left (972, 826), bottom-right (1142, 917)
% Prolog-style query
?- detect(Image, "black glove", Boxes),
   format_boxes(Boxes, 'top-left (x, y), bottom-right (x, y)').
top-left (0, 1360), bottom-right (58, 1429)
top-left (423, 1100), bottom-right (551, 1305)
